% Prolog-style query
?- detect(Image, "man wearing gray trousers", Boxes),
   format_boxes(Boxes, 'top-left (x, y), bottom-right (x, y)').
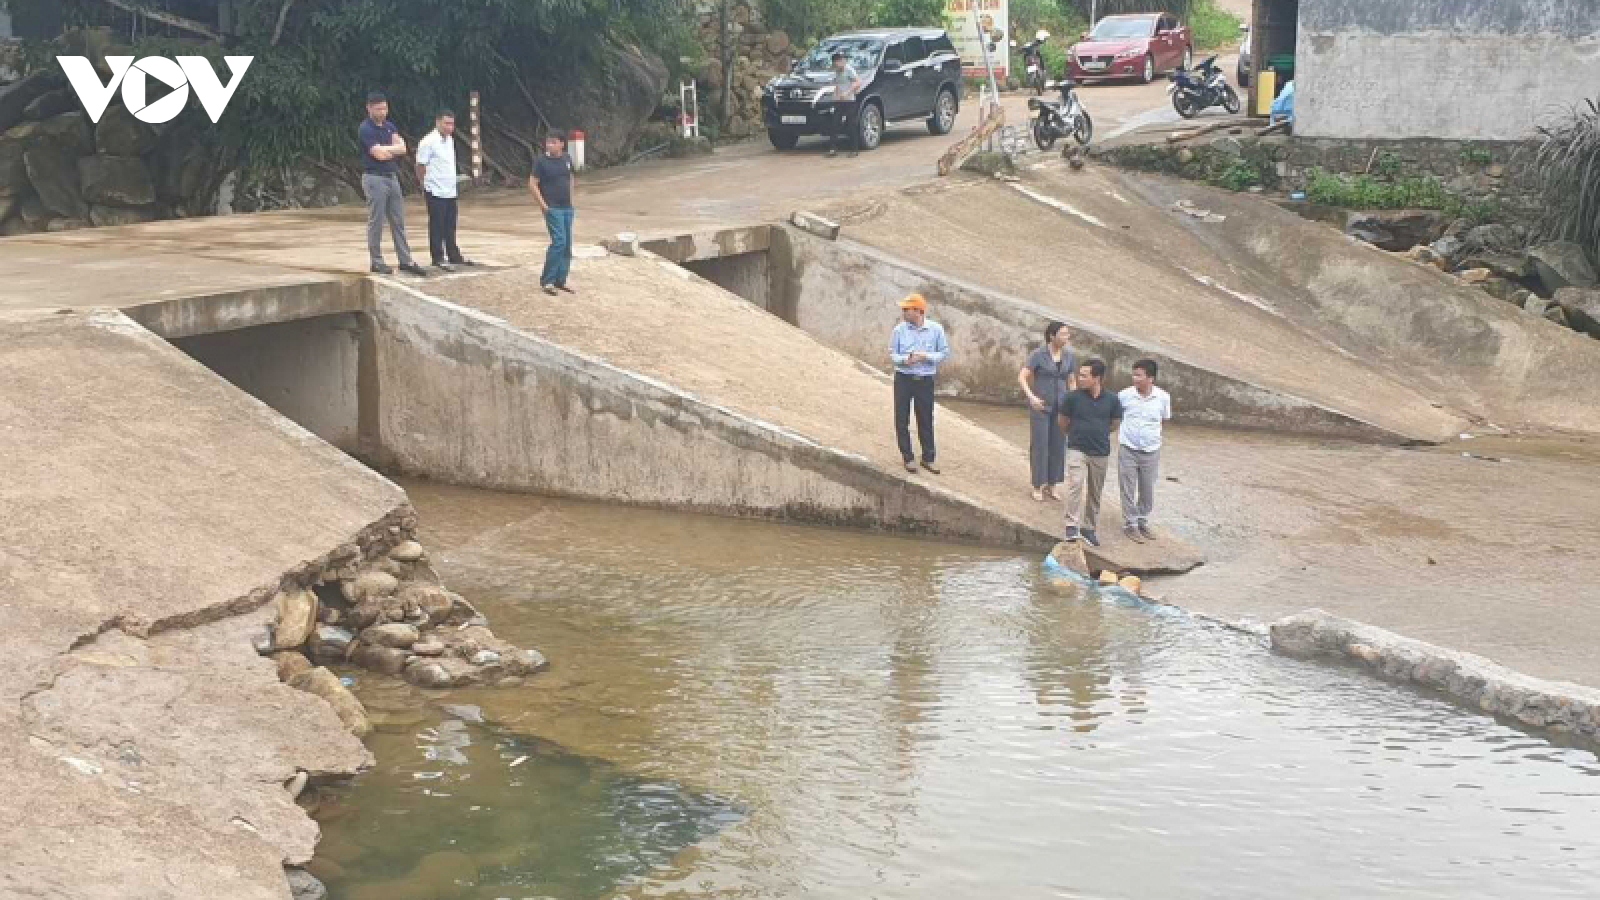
top-left (1117, 358), bottom-right (1172, 544)
top-left (358, 92), bottom-right (427, 277)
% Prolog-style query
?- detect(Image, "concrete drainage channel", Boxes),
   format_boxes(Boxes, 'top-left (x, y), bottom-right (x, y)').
top-left (100, 225), bottom-right (1593, 896)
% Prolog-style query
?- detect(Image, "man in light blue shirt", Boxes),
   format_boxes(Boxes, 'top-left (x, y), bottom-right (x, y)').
top-left (889, 293), bottom-right (950, 473)
top-left (415, 110), bottom-right (475, 271)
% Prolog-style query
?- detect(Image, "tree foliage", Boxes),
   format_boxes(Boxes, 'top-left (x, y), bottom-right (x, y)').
top-left (6, 0), bottom-right (692, 169)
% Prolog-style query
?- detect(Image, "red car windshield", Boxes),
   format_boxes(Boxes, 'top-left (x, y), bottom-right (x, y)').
top-left (1089, 18), bottom-right (1155, 40)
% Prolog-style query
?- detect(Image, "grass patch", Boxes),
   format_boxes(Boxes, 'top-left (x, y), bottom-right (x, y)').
top-left (1189, 0), bottom-right (1244, 52)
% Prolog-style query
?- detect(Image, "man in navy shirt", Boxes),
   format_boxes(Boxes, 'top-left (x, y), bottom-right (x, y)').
top-left (1059, 358), bottom-right (1123, 547)
top-left (528, 131), bottom-right (576, 296)
top-left (359, 92), bottom-right (426, 276)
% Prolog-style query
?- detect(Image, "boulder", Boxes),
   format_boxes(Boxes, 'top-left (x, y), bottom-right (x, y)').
top-left (1456, 267), bottom-right (1491, 284)
top-left (1555, 287), bottom-right (1600, 338)
top-left (1118, 575), bottom-right (1143, 594)
top-left (13, 112), bottom-right (94, 157)
top-left (1544, 305), bottom-right (1569, 327)
top-left (1458, 252), bottom-right (1531, 280)
top-left (1345, 210), bottom-right (1445, 253)
top-left (288, 667), bottom-right (372, 736)
top-left (361, 622), bottom-right (420, 649)
top-left (89, 204), bottom-right (158, 227)
top-left (1049, 540), bottom-right (1089, 575)
top-left (17, 193), bottom-right (49, 230)
top-left (398, 584), bottom-right (460, 625)
top-left (1461, 223), bottom-right (1520, 254)
top-left (446, 625), bottom-right (547, 676)
top-left (308, 624), bottom-right (355, 665)
top-left (410, 640), bottom-right (445, 657)
top-left (0, 71), bottom-right (66, 133)
top-left (0, 137), bottom-right (29, 198)
top-left (45, 217), bottom-right (89, 232)
top-left (1428, 235), bottom-right (1464, 266)
top-left (24, 89), bottom-right (79, 121)
top-left (389, 540), bottom-right (426, 562)
top-left (349, 641), bottom-right (411, 676)
top-left (1098, 571), bottom-right (1120, 585)
top-left (514, 41), bottom-right (669, 166)
top-left (0, 214), bottom-right (29, 236)
top-left (344, 570), bottom-right (400, 603)
top-left (25, 146), bottom-right (89, 219)
top-left (94, 104), bottom-right (158, 156)
top-left (403, 655), bottom-right (482, 689)
top-left (79, 155), bottom-right (157, 207)
top-left (285, 868), bottom-right (327, 900)
top-left (272, 588), bottom-right (320, 650)
top-left (273, 651), bottom-right (313, 683)
top-left (1480, 276), bottom-right (1518, 302)
top-left (1529, 241), bottom-right (1598, 292)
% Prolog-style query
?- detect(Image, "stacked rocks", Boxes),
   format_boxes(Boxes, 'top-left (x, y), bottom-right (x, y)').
top-left (693, 0), bottom-right (796, 138)
top-left (262, 525), bottom-right (547, 735)
top-left (0, 70), bottom-right (231, 234)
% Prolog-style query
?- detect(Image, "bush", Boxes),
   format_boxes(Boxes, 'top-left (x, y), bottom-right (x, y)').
top-left (1529, 98), bottom-right (1600, 264)
top-left (1187, 0), bottom-right (1243, 52)
top-left (1304, 168), bottom-right (1454, 210)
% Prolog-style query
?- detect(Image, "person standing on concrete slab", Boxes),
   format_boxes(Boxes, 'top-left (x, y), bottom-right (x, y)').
top-left (1117, 358), bottom-right (1171, 544)
top-left (1019, 321), bottom-right (1078, 502)
top-left (359, 92), bottom-right (427, 277)
top-left (529, 131), bottom-right (577, 297)
top-left (889, 293), bottom-right (949, 474)
top-left (827, 51), bottom-right (864, 159)
top-left (1060, 358), bottom-right (1122, 548)
top-left (415, 110), bottom-right (477, 272)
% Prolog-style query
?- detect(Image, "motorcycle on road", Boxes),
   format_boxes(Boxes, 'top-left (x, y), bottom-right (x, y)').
top-left (1169, 55), bottom-right (1241, 119)
top-left (1029, 78), bottom-right (1093, 150)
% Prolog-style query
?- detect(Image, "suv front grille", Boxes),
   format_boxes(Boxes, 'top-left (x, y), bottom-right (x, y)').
top-left (784, 87), bottom-right (823, 102)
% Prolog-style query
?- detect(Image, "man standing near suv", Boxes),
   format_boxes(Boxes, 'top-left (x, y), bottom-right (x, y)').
top-left (827, 51), bottom-right (864, 158)
top-left (358, 92), bottom-right (426, 277)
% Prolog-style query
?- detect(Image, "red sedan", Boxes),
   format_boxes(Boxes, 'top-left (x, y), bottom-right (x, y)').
top-left (1067, 13), bottom-right (1193, 84)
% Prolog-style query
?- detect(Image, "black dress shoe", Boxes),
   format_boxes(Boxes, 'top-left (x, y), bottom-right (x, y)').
top-left (921, 462), bottom-right (941, 475)
top-left (370, 262), bottom-right (394, 275)
top-left (451, 258), bottom-right (479, 267)
top-left (399, 262), bottom-right (429, 277)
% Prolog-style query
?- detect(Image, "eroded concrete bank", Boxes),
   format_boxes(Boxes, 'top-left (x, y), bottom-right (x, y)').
top-left (0, 308), bottom-right (403, 899)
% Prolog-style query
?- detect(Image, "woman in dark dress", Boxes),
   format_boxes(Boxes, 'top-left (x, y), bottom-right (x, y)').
top-left (1018, 321), bottom-right (1077, 501)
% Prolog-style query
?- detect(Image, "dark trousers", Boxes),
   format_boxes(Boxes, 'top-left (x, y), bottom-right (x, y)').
top-left (829, 101), bottom-right (856, 153)
top-left (894, 371), bottom-right (937, 464)
top-left (425, 193), bottom-right (463, 265)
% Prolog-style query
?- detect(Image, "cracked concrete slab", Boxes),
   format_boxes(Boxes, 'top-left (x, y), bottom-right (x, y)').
top-left (0, 309), bottom-right (403, 899)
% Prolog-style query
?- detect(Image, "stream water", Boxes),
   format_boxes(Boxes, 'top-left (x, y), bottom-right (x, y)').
top-left (312, 482), bottom-right (1600, 900)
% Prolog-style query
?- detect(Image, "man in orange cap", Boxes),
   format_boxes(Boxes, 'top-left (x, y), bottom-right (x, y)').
top-left (888, 293), bottom-right (950, 474)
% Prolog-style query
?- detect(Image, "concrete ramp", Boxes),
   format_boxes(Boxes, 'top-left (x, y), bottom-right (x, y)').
top-left (811, 168), bottom-right (1504, 443)
top-left (0, 309), bottom-right (406, 899)
top-left (380, 257), bottom-right (1201, 573)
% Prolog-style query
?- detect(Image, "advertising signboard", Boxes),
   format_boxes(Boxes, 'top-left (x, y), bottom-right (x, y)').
top-left (945, 0), bottom-right (1009, 80)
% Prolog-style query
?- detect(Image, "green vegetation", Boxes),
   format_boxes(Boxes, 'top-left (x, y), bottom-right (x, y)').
top-left (1305, 168), bottom-right (1451, 210)
top-left (1530, 98), bottom-right (1600, 261)
top-left (1373, 151), bottom-right (1403, 178)
top-left (762, 0), bottom-right (945, 45)
top-left (1186, 0), bottom-right (1244, 52)
top-left (1214, 158), bottom-right (1262, 192)
top-left (9, 0), bottom-right (694, 172)
top-left (1459, 144), bottom-right (1495, 166)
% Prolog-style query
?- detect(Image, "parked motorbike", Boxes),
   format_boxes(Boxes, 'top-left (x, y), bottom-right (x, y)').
top-left (1168, 55), bottom-right (1241, 119)
top-left (1018, 30), bottom-right (1050, 95)
top-left (1028, 77), bottom-right (1093, 150)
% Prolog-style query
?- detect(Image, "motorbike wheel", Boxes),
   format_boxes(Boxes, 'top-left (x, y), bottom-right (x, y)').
top-left (1073, 110), bottom-right (1094, 146)
top-left (1172, 92), bottom-right (1199, 119)
top-left (1032, 119), bottom-right (1057, 151)
top-left (1222, 85), bottom-right (1241, 115)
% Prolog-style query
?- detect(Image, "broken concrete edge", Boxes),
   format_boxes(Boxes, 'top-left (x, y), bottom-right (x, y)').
top-left (640, 224), bottom-right (774, 264)
top-left (779, 226), bottom-right (1412, 444)
top-left (1270, 609), bottom-right (1600, 745)
top-left (368, 277), bottom-right (1062, 550)
top-left (791, 210), bottom-right (841, 240)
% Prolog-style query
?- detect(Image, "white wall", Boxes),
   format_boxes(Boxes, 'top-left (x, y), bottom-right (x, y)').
top-left (1296, 0), bottom-right (1600, 141)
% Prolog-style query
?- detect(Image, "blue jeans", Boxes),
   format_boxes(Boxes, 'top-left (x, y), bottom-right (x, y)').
top-left (541, 206), bottom-right (574, 287)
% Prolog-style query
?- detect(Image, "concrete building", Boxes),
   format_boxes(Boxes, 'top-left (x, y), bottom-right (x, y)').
top-left (1251, 0), bottom-right (1600, 141)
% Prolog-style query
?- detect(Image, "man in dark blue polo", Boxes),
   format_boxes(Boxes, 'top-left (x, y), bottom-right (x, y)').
top-left (359, 92), bottom-right (427, 276)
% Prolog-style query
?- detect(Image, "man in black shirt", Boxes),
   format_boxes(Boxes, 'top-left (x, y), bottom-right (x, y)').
top-left (1059, 358), bottom-right (1122, 547)
top-left (357, 92), bottom-right (426, 276)
top-left (528, 131), bottom-right (576, 297)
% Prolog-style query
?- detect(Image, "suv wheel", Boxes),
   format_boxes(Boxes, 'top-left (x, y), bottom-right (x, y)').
top-left (857, 101), bottom-right (884, 150)
top-left (768, 127), bottom-right (799, 151)
top-left (926, 88), bottom-right (957, 135)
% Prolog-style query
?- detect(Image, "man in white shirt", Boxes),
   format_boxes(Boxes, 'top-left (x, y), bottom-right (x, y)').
top-left (414, 110), bottom-right (475, 271)
top-left (1117, 358), bottom-right (1172, 544)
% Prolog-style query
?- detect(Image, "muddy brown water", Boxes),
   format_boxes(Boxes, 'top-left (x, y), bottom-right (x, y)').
top-left (311, 480), bottom-right (1600, 900)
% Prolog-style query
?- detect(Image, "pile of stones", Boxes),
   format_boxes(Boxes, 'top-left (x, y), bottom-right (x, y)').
top-left (692, 0), bottom-right (796, 138)
top-left (260, 523), bottom-right (546, 735)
